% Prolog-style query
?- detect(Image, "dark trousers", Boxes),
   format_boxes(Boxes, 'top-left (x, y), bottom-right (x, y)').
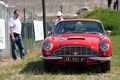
top-left (113, 0), bottom-right (118, 10)
top-left (10, 33), bottom-right (25, 60)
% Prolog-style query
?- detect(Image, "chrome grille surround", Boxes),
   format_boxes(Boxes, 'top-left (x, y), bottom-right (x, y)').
top-left (54, 46), bottom-right (98, 56)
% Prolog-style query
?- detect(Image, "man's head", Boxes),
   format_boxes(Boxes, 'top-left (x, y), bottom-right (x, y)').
top-left (14, 10), bottom-right (20, 18)
top-left (57, 11), bottom-right (63, 20)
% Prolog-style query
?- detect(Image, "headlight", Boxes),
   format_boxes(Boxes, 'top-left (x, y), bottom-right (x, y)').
top-left (43, 41), bottom-right (53, 51)
top-left (100, 42), bottom-right (109, 51)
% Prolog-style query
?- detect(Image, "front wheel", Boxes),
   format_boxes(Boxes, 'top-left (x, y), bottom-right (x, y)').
top-left (101, 61), bottom-right (110, 73)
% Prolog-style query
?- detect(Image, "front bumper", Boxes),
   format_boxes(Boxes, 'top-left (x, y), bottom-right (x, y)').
top-left (41, 56), bottom-right (62, 60)
top-left (41, 56), bottom-right (112, 61)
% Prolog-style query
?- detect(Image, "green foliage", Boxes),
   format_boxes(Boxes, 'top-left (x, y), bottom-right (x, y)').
top-left (77, 7), bottom-right (120, 35)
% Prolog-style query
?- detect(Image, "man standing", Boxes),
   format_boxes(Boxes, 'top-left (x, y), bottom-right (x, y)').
top-left (8, 10), bottom-right (25, 60)
top-left (108, 0), bottom-right (112, 8)
top-left (113, 0), bottom-right (119, 10)
top-left (54, 11), bottom-right (64, 29)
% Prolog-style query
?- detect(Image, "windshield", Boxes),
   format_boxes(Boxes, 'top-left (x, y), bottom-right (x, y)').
top-left (53, 21), bottom-right (105, 35)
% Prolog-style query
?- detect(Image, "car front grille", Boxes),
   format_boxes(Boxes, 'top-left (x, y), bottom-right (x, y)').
top-left (54, 46), bottom-right (98, 56)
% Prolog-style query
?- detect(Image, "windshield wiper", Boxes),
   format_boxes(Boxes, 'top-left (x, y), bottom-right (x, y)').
top-left (65, 31), bottom-right (72, 33)
top-left (72, 31), bottom-right (85, 33)
top-left (64, 31), bottom-right (85, 33)
top-left (86, 31), bottom-right (102, 34)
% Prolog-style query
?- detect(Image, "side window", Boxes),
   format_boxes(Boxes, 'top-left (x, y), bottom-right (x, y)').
top-left (54, 22), bottom-right (64, 34)
top-left (98, 23), bottom-right (105, 34)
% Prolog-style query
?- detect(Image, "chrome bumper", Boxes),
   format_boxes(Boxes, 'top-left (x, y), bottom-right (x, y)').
top-left (41, 56), bottom-right (112, 61)
top-left (89, 56), bottom-right (112, 61)
top-left (41, 56), bottom-right (62, 60)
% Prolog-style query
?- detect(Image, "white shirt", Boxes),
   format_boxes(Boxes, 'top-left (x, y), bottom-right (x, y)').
top-left (54, 18), bottom-right (64, 26)
top-left (8, 16), bottom-right (22, 34)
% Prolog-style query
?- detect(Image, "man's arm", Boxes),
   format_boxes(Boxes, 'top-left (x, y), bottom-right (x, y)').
top-left (53, 20), bottom-right (57, 29)
top-left (9, 26), bottom-right (15, 42)
top-left (53, 25), bottom-right (56, 29)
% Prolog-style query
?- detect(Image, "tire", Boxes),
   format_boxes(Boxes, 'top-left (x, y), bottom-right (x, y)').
top-left (44, 60), bottom-right (54, 72)
top-left (101, 61), bottom-right (110, 73)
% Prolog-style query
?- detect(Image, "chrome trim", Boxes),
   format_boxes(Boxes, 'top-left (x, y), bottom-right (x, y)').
top-left (89, 56), bottom-right (112, 61)
top-left (41, 56), bottom-right (112, 61)
top-left (41, 56), bottom-right (62, 60)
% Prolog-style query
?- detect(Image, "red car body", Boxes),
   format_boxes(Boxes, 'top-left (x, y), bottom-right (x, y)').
top-left (41, 19), bottom-right (112, 72)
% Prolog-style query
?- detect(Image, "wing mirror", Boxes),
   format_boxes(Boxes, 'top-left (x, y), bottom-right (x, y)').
top-left (48, 31), bottom-right (52, 36)
top-left (106, 30), bottom-right (112, 36)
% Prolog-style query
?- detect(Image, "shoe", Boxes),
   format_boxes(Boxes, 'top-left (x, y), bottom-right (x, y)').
top-left (13, 58), bottom-right (17, 61)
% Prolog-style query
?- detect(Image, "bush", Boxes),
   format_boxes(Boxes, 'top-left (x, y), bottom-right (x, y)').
top-left (77, 7), bottom-right (120, 35)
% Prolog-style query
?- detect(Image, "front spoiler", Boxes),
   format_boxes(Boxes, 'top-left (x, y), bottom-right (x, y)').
top-left (41, 56), bottom-right (112, 61)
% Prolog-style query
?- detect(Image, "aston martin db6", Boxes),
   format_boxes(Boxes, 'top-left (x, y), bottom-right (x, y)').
top-left (41, 19), bottom-right (112, 72)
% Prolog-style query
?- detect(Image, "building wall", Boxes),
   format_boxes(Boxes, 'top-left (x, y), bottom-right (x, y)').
top-left (2, 0), bottom-right (108, 17)
top-left (0, 1), bottom-right (10, 58)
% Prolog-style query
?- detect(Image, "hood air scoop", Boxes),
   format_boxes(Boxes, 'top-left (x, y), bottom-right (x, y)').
top-left (67, 36), bottom-right (85, 40)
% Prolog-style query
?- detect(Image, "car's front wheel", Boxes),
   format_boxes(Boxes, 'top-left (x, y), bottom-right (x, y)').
top-left (101, 61), bottom-right (110, 73)
top-left (44, 60), bottom-right (54, 72)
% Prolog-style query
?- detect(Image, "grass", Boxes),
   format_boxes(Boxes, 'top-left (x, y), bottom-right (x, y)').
top-left (0, 35), bottom-right (120, 80)
top-left (110, 35), bottom-right (120, 67)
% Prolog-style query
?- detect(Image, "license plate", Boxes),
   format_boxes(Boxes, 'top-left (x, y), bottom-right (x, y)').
top-left (64, 57), bottom-right (86, 62)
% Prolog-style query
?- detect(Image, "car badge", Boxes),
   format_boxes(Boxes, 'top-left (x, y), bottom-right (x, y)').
top-left (73, 50), bottom-right (78, 55)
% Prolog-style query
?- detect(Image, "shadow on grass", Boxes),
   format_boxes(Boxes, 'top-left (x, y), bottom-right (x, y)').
top-left (50, 64), bottom-right (103, 75)
top-left (19, 60), bottom-right (44, 75)
top-left (20, 59), bottom-right (103, 75)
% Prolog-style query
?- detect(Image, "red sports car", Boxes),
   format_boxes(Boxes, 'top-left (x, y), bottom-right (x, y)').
top-left (41, 19), bottom-right (112, 72)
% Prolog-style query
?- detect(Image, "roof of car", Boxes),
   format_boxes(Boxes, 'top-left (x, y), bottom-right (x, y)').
top-left (61, 18), bottom-right (101, 23)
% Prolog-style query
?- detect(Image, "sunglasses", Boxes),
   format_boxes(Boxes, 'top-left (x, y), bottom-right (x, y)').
top-left (57, 16), bottom-right (61, 17)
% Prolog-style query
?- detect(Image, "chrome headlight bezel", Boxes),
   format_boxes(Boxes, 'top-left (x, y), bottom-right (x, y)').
top-left (100, 42), bottom-right (109, 51)
top-left (43, 41), bottom-right (53, 51)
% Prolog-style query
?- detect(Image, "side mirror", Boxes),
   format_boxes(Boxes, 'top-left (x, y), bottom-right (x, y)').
top-left (48, 31), bottom-right (52, 36)
top-left (106, 30), bottom-right (112, 36)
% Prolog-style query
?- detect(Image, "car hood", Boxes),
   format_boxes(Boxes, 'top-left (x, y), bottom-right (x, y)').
top-left (52, 33), bottom-right (104, 49)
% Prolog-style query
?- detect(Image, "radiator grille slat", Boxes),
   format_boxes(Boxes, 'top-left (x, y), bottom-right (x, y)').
top-left (54, 46), bottom-right (98, 56)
